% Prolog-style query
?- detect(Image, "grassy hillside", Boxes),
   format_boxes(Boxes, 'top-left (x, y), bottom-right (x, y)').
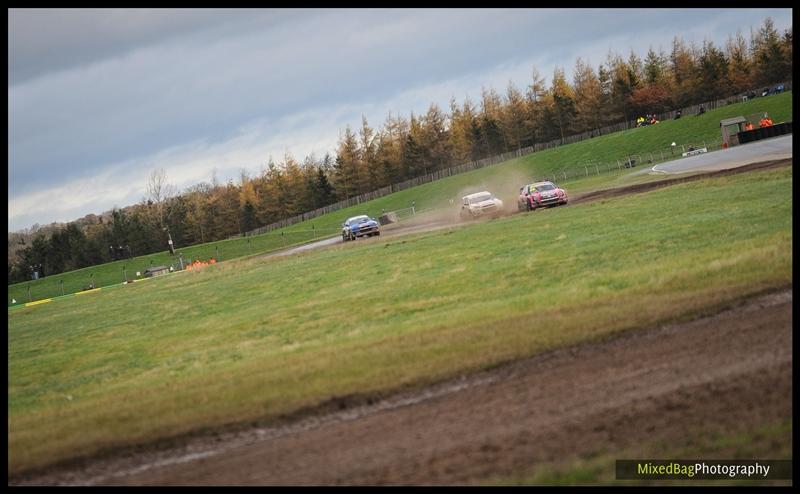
top-left (8, 165), bottom-right (792, 476)
top-left (8, 91), bottom-right (792, 305)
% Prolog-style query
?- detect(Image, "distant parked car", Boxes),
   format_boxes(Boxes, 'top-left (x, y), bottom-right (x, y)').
top-left (517, 181), bottom-right (568, 211)
top-left (342, 215), bottom-right (380, 241)
top-left (460, 191), bottom-right (504, 220)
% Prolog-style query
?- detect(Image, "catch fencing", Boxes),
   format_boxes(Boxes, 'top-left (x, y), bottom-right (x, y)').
top-left (241, 81), bottom-right (792, 237)
top-left (532, 137), bottom-right (725, 185)
top-left (9, 227), bottom-right (340, 307)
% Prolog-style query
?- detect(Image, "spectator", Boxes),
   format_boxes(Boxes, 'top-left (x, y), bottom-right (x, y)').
top-left (696, 106), bottom-right (705, 116)
top-left (744, 121), bottom-right (754, 131)
top-left (759, 114), bottom-right (774, 127)
top-left (675, 109), bottom-right (682, 119)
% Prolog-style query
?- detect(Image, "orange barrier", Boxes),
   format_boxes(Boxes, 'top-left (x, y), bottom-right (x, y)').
top-left (185, 258), bottom-right (217, 271)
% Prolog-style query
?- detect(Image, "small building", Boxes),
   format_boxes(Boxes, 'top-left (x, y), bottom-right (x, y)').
top-left (720, 116), bottom-right (747, 147)
top-left (144, 265), bottom-right (170, 278)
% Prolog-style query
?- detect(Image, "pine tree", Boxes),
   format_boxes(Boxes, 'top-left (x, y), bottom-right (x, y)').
top-left (332, 126), bottom-right (360, 199)
top-left (751, 17), bottom-right (791, 85)
top-left (547, 67), bottom-right (577, 142)
top-left (697, 40), bottom-right (730, 102)
top-left (726, 30), bottom-right (752, 94)
top-left (573, 58), bottom-right (603, 133)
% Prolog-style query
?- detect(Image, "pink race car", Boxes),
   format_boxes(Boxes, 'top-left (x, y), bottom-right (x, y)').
top-left (517, 181), bottom-right (568, 212)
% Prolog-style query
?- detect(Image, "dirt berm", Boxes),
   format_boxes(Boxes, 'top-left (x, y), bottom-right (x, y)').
top-left (18, 287), bottom-right (792, 485)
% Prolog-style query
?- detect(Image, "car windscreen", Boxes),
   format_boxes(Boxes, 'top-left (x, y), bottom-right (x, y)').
top-left (468, 194), bottom-right (493, 204)
top-left (533, 184), bottom-right (556, 192)
top-left (350, 216), bottom-right (370, 223)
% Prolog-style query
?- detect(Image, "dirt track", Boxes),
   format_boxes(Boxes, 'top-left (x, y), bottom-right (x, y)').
top-left (13, 160), bottom-right (792, 485)
top-left (19, 287), bottom-right (791, 485)
top-left (265, 159), bottom-right (792, 261)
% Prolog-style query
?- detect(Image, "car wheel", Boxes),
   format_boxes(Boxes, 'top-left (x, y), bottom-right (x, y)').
top-left (526, 200), bottom-right (532, 212)
top-left (342, 232), bottom-right (348, 242)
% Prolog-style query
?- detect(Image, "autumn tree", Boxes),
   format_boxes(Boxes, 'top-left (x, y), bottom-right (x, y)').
top-left (420, 103), bottom-right (451, 171)
top-left (359, 116), bottom-right (381, 192)
top-left (332, 126), bottom-right (360, 199)
top-left (751, 17), bottom-right (792, 85)
top-left (546, 67), bottom-right (577, 142)
top-left (401, 114), bottom-right (426, 177)
top-left (726, 30), bottom-right (752, 94)
top-left (525, 67), bottom-right (548, 145)
top-left (573, 58), bottom-right (604, 133)
top-left (501, 81), bottom-right (528, 150)
top-left (670, 37), bottom-right (700, 107)
top-left (239, 169), bottom-right (259, 232)
top-left (447, 97), bottom-right (475, 163)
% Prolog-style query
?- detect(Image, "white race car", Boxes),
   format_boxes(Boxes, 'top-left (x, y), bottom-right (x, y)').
top-left (459, 191), bottom-right (504, 220)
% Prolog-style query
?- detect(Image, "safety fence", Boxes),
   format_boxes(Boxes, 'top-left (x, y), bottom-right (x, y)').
top-left (9, 228), bottom-right (340, 308)
top-left (240, 82), bottom-right (792, 237)
top-left (9, 82), bottom-right (791, 308)
top-left (526, 137), bottom-right (726, 187)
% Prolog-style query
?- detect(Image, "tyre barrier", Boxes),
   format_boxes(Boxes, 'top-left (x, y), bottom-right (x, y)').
top-left (737, 121), bottom-right (792, 144)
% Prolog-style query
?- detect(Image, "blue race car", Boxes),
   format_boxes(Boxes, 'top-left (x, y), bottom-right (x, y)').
top-left (342, 215), bottom-right (381, 242)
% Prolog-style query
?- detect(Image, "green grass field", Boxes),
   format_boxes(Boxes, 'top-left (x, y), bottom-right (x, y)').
top-left (8, 91), bottom-right (792, 305)
top-left (8, 164), bottom-right (792, 476)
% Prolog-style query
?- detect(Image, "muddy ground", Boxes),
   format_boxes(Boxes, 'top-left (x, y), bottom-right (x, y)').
top-left (15, 287), bottom-right (792, 485)
top-left (12, 159), bottom-right (792, 485)
top-left (269, 159), bottom-right (792, 259)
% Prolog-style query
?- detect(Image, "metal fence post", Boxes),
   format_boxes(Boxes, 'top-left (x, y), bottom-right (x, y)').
top-left (60, 279), bottom-right (65, 296)
top-left (595, 163), bottom-right (599, 175)
top-left (584, 166), bottom-right (588, 177)
top-left (215, 246), bottom-right (220, 261)
top-left (90, 273), bottom-right (94, 289)
top-left (281, 232), bottom-right (285, 247)
top-left (312, 224), bottom-right (316, 240)
top-left (123, 265), bottom-right (127, 283)
top-left (248, 238), bottom-right (252, 254)
top-left (27, 284), bottom-right (31, 302)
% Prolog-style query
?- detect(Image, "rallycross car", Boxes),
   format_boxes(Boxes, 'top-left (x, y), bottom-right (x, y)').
top-left (517, 181), bottom-right (568, 211)
top-left (460, 191), bottom-right (504, 220)
top-left (342, 215), bottom-right (381, 241)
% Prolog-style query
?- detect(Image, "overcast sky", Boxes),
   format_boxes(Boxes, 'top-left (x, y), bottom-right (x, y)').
top-left (8, 8), bottom-right (792, 232)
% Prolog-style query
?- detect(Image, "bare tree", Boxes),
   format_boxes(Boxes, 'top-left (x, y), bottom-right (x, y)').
top-left (145, 168), bottom-right (176, 227)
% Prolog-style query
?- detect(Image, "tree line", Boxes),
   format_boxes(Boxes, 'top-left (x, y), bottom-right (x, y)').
top-left (8, 17), bottom-right (792, 284)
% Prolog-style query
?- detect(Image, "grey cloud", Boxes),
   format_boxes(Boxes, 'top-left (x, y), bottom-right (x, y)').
top-left (8, 8), bottom-right (792, 231)
top-left (8, 8), bottom-right (307, 85)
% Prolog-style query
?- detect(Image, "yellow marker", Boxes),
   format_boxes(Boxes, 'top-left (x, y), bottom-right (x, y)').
top-left (75, 288), bottom-right (102, 296)
top-left (25, 298), bottom-right (52, 307)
